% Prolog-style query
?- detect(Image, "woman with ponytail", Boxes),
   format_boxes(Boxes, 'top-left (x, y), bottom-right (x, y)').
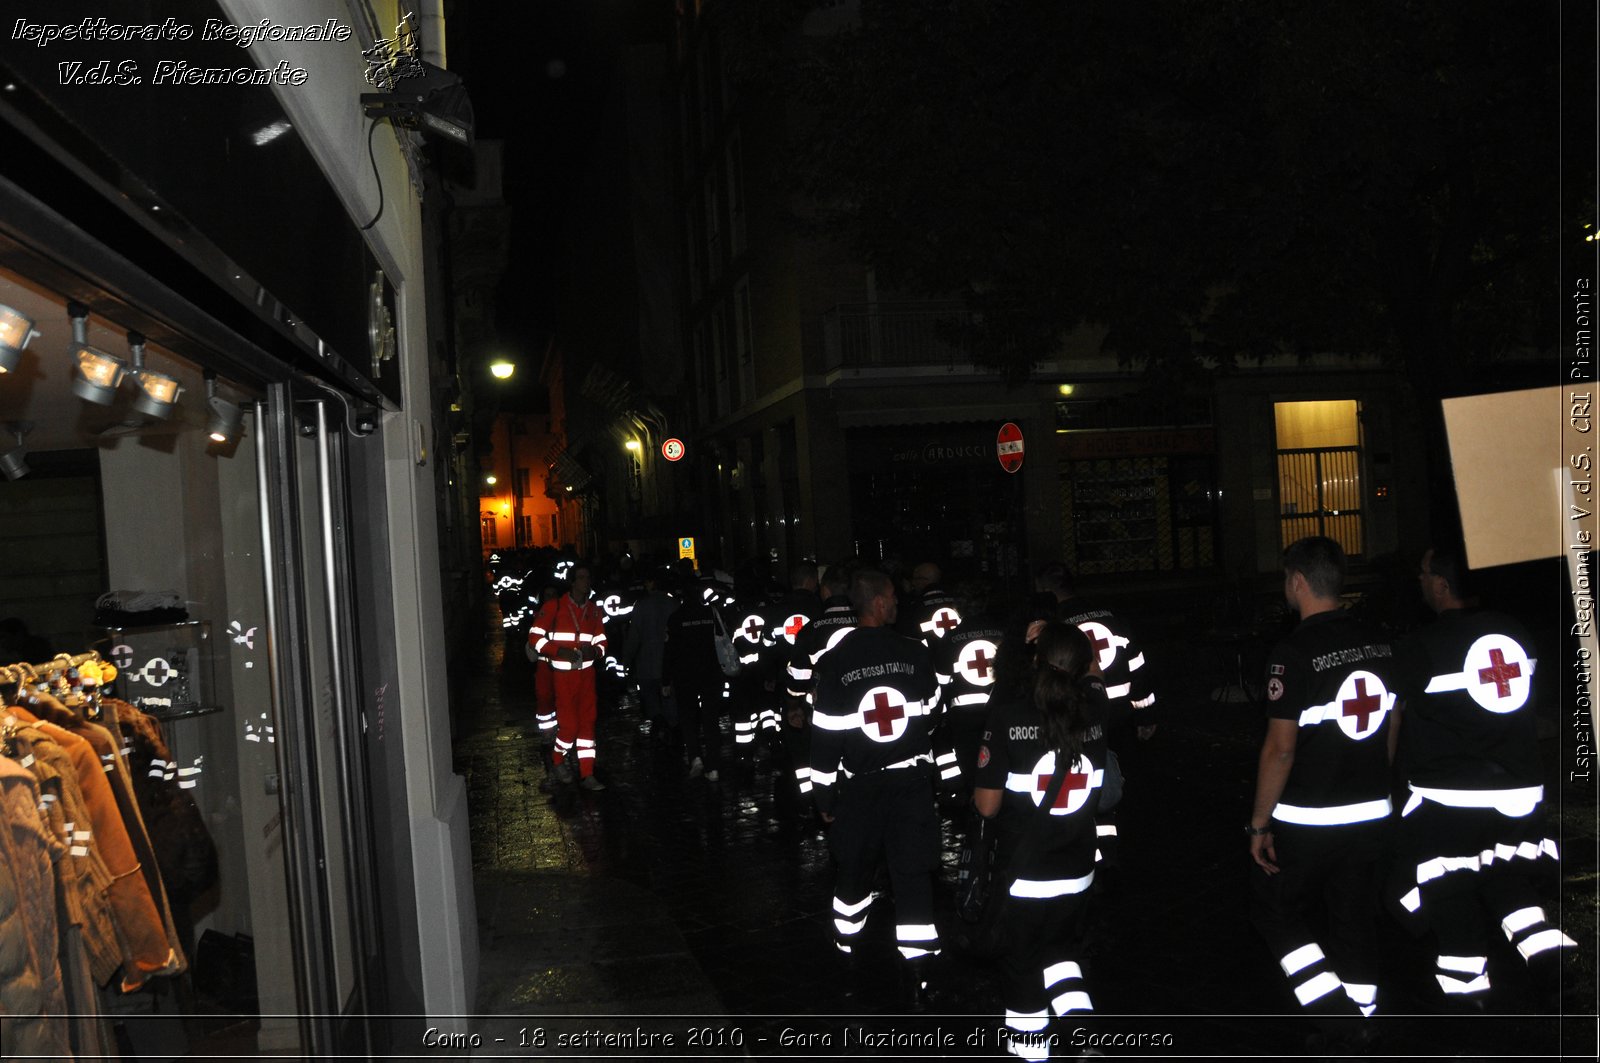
top-left (972, 621), bottom-right (1112, 1061)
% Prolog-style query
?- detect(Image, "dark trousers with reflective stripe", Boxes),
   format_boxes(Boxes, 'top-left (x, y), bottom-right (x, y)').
top-left (827, 767), bottom-right (939, 955)
top-left (1001, 889), bottom-right (1093, 1019)
top-left (1251, 820), bottom-right (1384, 1011)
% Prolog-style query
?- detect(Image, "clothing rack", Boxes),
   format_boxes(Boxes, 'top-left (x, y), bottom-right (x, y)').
top-left (0, 649), bottom-right (103, 684)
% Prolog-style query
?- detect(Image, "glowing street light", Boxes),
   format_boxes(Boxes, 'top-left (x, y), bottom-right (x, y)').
top-left (624, 439), bottom-right (641, 452)
top-left (489, 360), bottom-right (515, 380)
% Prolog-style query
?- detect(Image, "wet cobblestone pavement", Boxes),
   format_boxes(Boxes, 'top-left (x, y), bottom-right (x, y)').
top-left (452, 604), bottom-right (1597, 1060)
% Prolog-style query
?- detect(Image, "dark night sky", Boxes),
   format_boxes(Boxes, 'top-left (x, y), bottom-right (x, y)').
top-left (449, 0), bottom-right (672, 369)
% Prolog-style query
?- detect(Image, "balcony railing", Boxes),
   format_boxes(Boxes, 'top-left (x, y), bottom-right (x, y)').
top-left (821, 301), bottom-right (974, 371)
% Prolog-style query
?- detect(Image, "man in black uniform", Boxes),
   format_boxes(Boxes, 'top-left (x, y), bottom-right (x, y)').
top-left (811, 569), bottom-right (943, 1007)
top-left (902, 561), bottom-right (963, 644)
top-left (1392, 546), bottom-right (1573, 1007)
top-left (934, 581), bottom-right (1008, 794)
top-left (1248, 536), bottom-right (1397, 1018)
top-left (1039, 563), bottom-right (1158, 737)
top-left (784, 562), bottom-right (854, 802)
top-left (664, 578), bottom-right (729, 782)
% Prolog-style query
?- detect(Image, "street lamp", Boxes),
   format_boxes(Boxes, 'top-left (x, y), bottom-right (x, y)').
top-left (489, 360), bottom-right (515, 380)
top-left (624, 439), bottom-right (641, 452)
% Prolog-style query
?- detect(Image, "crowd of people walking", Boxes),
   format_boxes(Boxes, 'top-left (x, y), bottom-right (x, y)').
top-left (489, 536), bottom-right (1575, 1059)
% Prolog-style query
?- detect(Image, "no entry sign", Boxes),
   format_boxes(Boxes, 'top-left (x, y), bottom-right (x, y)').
top-left (997, 422), bottom-right (1025, 474)
top-left (661, 438), bottom-right (686, 462)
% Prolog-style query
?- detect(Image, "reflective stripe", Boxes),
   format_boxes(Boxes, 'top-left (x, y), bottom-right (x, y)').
top-left (1051, 990), bottom-right (1093, 1014)
top-left (1437, 972), bottom-right (1491, 995)
top-left (897, 922), bottom-right (938, 942)
top-left (1425, 655), bottom-right (1538, 693)
top-left (1400, 887), bottom-right (1421, 912)
top-left (1042, 960), bottom-right (1083, 988)
top-left (1009, 870), bottom-right (1095, 898)
top-left (812, 712), bottom-right (859, 731)
top-left (1004, 1009), bottom-right (1049, 1033)
top-left (834, 916), bottom-right (867, 935)
top-left (1342, 982), bottom-right (1376, 1007)
top-left (1414, 838), bottom-right (1560, 886)
top-left (935, 750), bottom-right (958, 765)
top-left (1105, 682), bottom-right (1131, 698)
top-left (1517, 928), bottom-right (1576, 960)
top-left (898, 944), bottom-right (939, 959)
top-left (834, 895), bottom-right (874, 917)
top-left (951, 692), bottom-right (991, 707)
top-left (1096, 824), bottom-right (1118, 837)
top-left (885, 752), bottom-right (935, 770)
top-left (1131, 693), bottom-right (1156, 709)
top-left (1272, 797), bottom-right (1390, 826)
top-left (1006, 769), bottom-right (1105, 795)
top-left (1438, 955), bottom-right (1486, 975)
top-left (1501, 906), bottom-right (1546, 940)
top-left (1294, 970), bottom-right (1343, 1006)
top-left (1127, 652), bottom-right (1146, 671)
top-left (1280, 943), bottom-right (1325, 977)
top-left (812, 770), bottom-right (838, 786)
top-left (1407, 783), bottom-right (1543, 818)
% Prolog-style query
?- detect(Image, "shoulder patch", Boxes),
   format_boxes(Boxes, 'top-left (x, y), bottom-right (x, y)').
top-left (1267, 677), bottom-right (1284, 701)
top-left (977, 745), bottom-right (991, 769)
top-left (1269, 663), bottom-right (1285, 676)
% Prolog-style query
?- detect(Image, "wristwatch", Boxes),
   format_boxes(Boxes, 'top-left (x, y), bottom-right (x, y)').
top-left (1244, 823), bottom-right (1272, 836)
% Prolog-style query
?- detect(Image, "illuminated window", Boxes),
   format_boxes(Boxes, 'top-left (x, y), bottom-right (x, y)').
top-left (1274, 400), bottom-right (1363, 555)
top-left (480, 515), bottom-right (498, 548)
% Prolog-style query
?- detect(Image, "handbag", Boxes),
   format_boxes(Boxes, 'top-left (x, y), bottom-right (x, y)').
top-left (960, 761), bottom-right (1072, 960)
top-left (710, 606), bottom-right (742, 678)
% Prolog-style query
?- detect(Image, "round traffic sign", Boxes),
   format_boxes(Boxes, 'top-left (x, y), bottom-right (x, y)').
top-left (997, 422), bottom-right (1024, 474)
top-left (662, 437), bottom-right (686, 462)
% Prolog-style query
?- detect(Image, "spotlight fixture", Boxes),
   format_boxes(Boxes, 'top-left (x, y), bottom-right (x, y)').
top-left (360, 61), bottom-right (476, 149)
top-left (65, 302), bottom-right (126, 405)
top-left (204, 372), bottom-right (244, 443)
top-left (0, 304), bottom-right (38, 374)
top-left (126, 331), bottom-right (182, 420)
top-left (0, 422), bottom-right (32, 481)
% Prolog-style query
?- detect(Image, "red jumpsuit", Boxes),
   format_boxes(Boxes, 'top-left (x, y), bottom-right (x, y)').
top-left (530, 592), bottom-right (607, 777)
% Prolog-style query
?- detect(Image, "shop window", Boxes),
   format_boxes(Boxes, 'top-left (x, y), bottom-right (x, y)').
top-left (1274, 400), bottom-right (1364, 555)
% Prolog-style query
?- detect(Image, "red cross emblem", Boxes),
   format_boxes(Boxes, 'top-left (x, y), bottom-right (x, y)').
top-left (858, 687), bottom-right (910, 742)
top-left (931, 608), bottom-right (960, 635)
top-left (1078, 621), bottom-right (1121, 671)
top-left (1477, 648), bottom-right (1521, 698)
top-left (783, 614), bottom-right (809, 641)
top-left (1460, 635), bottom-right (1532, 713)
top-left (956, 639), bottom-right (999, 687)
top-left (1030, 752), bottom-right (1095, 814)
top-left (1332, 671), bottom-right (1389, 739)
top-left (1341, 677), bottom-right (1382, 731)
top-left (741, 615), bottom-right (765, 641)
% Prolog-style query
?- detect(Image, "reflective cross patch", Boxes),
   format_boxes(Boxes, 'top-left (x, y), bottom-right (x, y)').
top-left (977, 745), bottom-right (991, 769)
top-left (955, 639), bottom-right (999, 687)
top-left (739, 614), bottom-right (766, 643)
top-left (1077, 621), bottom-right (1128, 672)
top-left (858, 686), bottom-right (912, 743)
top-left (1332, 670), bottom-right (1391, 740)
top-left (1030, 751), bottom-right (1098, 816)
top-left (1267, 677), bottom-right (1285, 701)
top-left (1424, 634), bottom-right (1535, 714)
top-left (782, 614), bottom-right (809, 642)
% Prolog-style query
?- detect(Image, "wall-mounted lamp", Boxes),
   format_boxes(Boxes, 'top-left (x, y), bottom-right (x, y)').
top-left (0, 304), bottom-right (38, 374)
top-left (204, 371), bottom-right (244, 443)
top-left (126, 331), bottom-right (182, 420)
top-left (1057, 384), bottom-right (1076, 396)
top-left (489, 360), bottom-right (515, 380)
top-left (0, 422), bottom-right (33, 481)
top-left (485, 473), bottom-right (498, 486)
top-left (624, 439), bottom-right (641, 452)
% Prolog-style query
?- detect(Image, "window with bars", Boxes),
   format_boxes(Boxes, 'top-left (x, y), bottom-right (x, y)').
top-left (1273, 401), bottom-right (1364, 555)
top-left (1061, 455), bottom-right (1219, 574)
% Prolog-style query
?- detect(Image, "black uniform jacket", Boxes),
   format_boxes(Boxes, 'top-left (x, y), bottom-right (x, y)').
top-left (1395, 608), bottom-right (1541, 792)
top-left (810, 626), bottom-right (940, 814)
top-left (975, 678), bottom-right (1110, 886)
top-left (1265, 609), bottom-right (1397, 821)
top-left (933, 613), bottom-right (1006, 714)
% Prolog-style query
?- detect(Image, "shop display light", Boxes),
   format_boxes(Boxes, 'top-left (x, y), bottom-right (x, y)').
top-left (205, 371), bottom-right (244, 443)
top-left (0, 422), bottom-right (31, 481)
top-left (127, 331), bottom-right (182, 420)
top-left (71, 344), bottom-right (128, 405)
top-left (0, 304), bottom-right (38, 374)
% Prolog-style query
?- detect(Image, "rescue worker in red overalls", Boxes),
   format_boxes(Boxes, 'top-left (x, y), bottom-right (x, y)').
top-left (530, 562), bottom-right (608, 791)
